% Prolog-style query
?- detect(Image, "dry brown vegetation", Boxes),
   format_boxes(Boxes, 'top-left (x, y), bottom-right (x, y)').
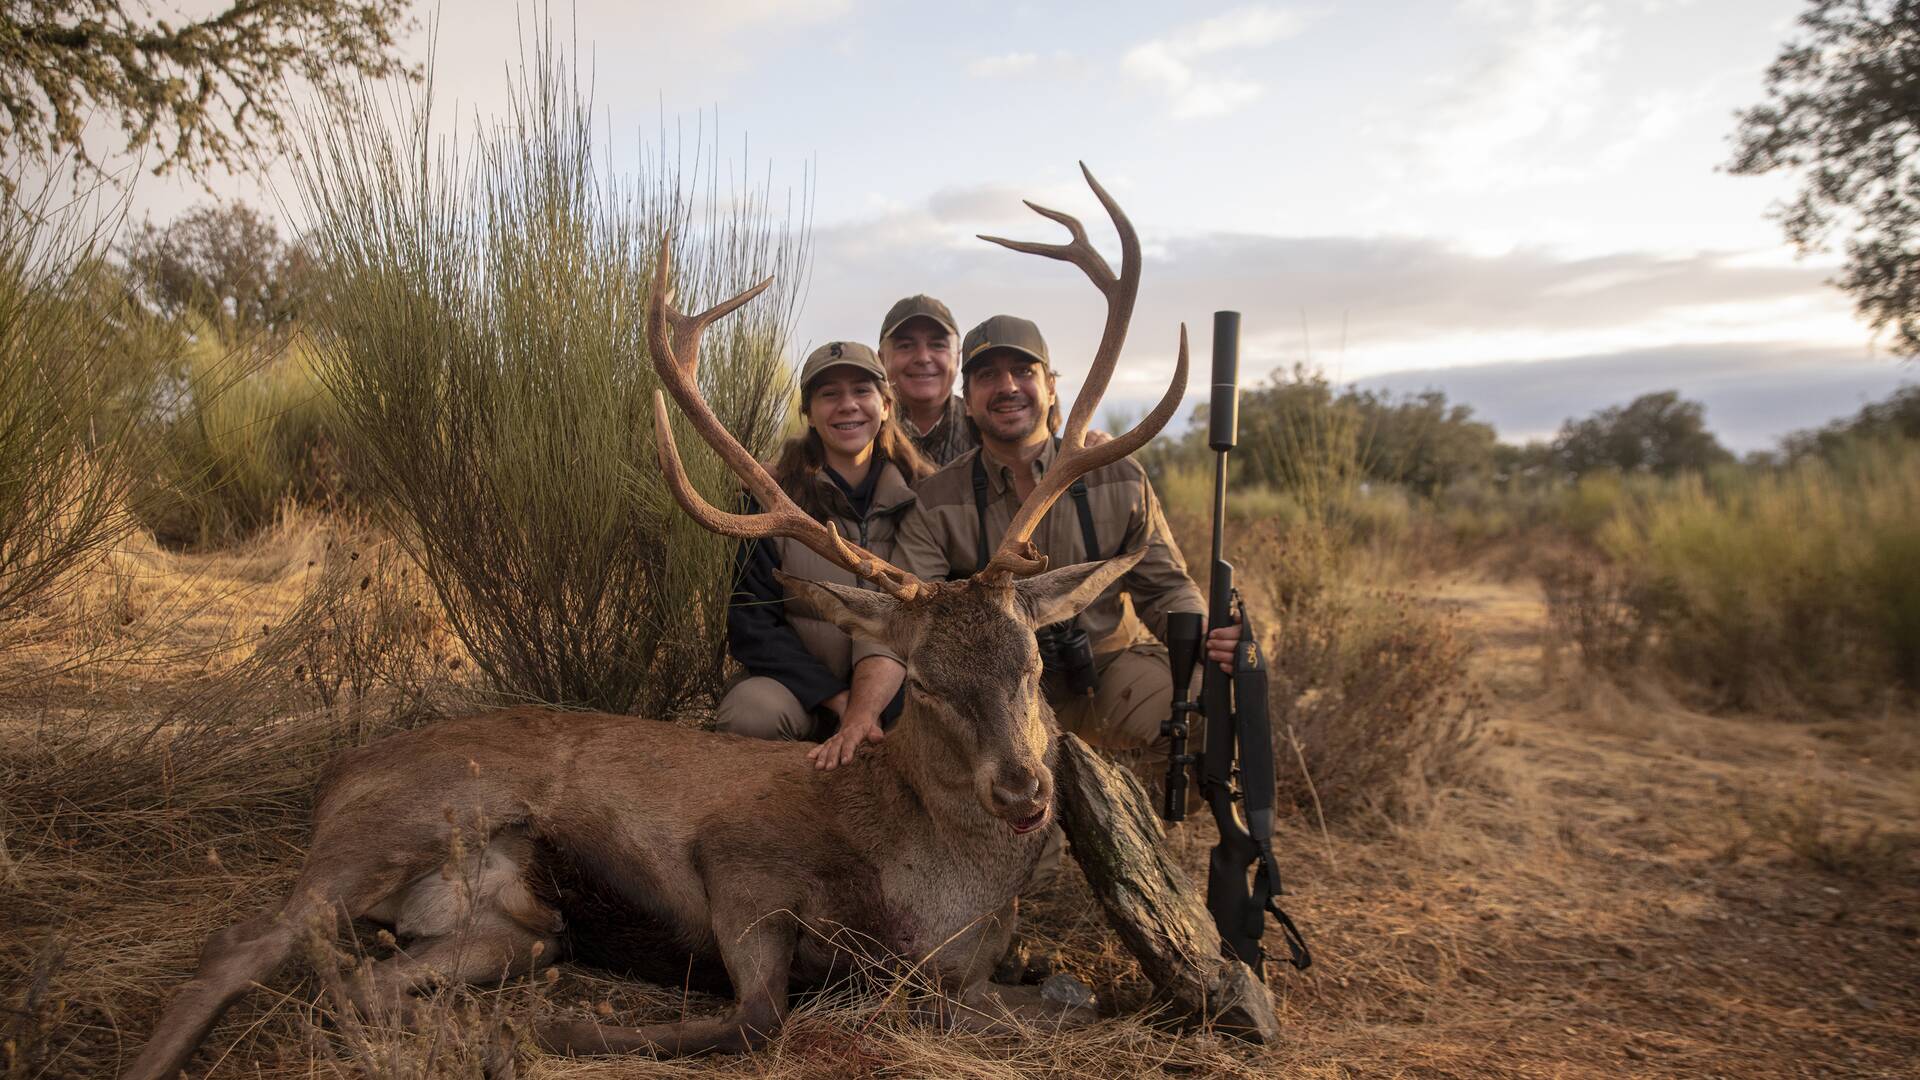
top-left (4, 511), bottom-right (1916, 1079)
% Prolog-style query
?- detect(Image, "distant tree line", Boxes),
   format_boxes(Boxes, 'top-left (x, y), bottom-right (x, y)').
top-left (1779, 384), bottom-right (1920, 461)
top-left (1187, 367), bottom-right (1754, 496)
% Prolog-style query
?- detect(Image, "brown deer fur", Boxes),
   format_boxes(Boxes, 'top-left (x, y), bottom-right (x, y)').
top-left (120, 558), bottom-right (1140, 1078)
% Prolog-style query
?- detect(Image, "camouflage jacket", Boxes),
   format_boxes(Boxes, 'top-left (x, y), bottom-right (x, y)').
top-left (907, 394), bottom-right (977, 468)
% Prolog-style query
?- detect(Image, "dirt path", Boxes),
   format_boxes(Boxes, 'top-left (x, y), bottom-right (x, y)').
top-left (1225, 574), bottom-right (1920, 1077)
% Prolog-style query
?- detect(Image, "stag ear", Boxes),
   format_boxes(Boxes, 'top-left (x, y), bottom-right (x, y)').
top-left (776, 572), bottom-right (898, 644)
top-left (1014, 548), bottom-right (1145, 627)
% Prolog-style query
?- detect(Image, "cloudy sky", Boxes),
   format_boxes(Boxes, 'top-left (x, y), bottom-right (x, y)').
top-left (83, 0), bottom-right (1918, 448)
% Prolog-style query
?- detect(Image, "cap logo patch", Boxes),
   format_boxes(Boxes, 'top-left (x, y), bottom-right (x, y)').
top-left (829, 342), bottom-right (843, 359)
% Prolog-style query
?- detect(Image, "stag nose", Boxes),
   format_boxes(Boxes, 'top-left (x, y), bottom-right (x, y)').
top-left (992, 768), bottom-right (1042, 811)
top-left (990, 765), bottom-right (1052, 835)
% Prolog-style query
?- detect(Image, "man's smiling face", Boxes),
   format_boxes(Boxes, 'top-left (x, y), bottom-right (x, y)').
top-left (965, 350), bottom-right (1055, 446)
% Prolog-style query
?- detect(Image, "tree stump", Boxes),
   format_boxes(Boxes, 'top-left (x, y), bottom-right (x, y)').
top-left (1053, 733), bottom-right (1283, 1043)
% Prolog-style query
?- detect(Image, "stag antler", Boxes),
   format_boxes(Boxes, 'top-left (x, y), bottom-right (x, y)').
top-left (647, 242), bottom-right (929, 602)
top-left (972, 163), bottom-right (1190, 581)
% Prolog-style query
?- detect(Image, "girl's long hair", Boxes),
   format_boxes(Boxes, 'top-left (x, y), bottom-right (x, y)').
top-left (771, 374), bottom-right (934, 521)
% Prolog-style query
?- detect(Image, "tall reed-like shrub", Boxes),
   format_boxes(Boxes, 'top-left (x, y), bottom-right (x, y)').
top-left (134, 328), bottom-right (345, 547)
top-left (291, 45), bottom-right (800, 714)
top-left (1600, 440), bottom-right (1920, 708)
top-left (0, 199), bottom-right (152, 619)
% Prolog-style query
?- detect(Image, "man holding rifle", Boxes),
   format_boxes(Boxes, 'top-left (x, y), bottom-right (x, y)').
top-left (891, 314), bottom-right (1242, 788)
top-left (891, 306), bottom-right (1307, 977)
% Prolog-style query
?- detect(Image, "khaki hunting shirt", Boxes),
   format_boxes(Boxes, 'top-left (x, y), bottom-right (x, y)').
top-left (893, 440), bottom-right (1204, 655)
top-left (907, 394), bottom-right (978, 468)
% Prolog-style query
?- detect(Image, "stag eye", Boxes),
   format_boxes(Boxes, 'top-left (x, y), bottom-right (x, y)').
top-left (906, 677), bottom-right (934, 698)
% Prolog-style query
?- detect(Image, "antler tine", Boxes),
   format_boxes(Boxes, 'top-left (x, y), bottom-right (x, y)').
top-left (979, 325), bottom-right (1190, 580)
top-left (977, 202), bottom-right (1110, 284)
top-left (649, 236), bottom-right (774, 382)
top-left (647, 244), bottom-right (927, 602)
top-left (972, 164), bottom-right (1154, 580)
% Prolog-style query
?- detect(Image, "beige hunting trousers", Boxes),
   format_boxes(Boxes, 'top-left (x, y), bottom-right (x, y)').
top-left (715, 677), bottom-right (820, 742)
top-left (1027, 643), bottom-right (1193, 893)
top-left (1050, 643), bottom-right (1182, 777)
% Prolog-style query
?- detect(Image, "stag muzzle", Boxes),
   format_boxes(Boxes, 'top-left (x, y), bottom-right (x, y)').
top-left (982, 761), bottom-right (1054, 834)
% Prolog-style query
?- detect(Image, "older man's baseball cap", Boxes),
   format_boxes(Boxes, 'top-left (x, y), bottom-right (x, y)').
top-left (799, 340), bottom-right (888, 391)
top-left (879, 294), bottom-right (958, 341)
top-left (960, 314), bottom-right (1050, 373)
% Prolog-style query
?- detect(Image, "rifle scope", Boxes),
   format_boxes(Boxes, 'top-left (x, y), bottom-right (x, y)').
top-left (1162, 611), bottom-right (1203, 822)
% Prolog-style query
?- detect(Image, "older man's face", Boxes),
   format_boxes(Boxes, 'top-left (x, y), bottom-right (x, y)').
top-left (880, 317), bottom-right (956, 412)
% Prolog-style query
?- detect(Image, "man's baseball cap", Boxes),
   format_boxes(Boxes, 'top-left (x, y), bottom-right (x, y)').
top-left (879, 294), bottom-right (958, 341)
top-left (799, 340), bottom-right (888, 391)
top-left (960, 314), bottom-right (1050, 373)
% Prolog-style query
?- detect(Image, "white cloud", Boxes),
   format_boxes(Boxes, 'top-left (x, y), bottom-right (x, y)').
top-left (967, 52), bottom-right (1039, 77)
top-left (1122, 5), bottom-right (1312, 119)
top-left (1407, 0), bottom-right (1616, 189)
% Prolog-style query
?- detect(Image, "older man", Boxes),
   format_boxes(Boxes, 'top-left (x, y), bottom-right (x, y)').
top-left (877, 294), bottom-right (975, 466)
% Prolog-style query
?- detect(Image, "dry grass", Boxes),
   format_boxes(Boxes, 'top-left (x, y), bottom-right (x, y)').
top-left (5, 523), bottom-right (1919, 1078)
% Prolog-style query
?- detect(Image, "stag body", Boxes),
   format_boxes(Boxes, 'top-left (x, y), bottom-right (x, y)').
top-left (123, 570), bottom-right (1137, 1079)
top-left (122, 164), bottom-right (1189, 1077)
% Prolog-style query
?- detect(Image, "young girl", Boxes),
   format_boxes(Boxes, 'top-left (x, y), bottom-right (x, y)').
top-left (719, 341), bottom-right (935, 769)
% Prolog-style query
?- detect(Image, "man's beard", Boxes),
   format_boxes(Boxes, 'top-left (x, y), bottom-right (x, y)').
top-left (979, 392), bottom-right (1044, 441)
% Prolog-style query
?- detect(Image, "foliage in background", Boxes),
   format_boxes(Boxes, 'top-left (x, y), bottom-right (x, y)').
top-left (292, 41), bottom-right (801, 714)
top-left (1550, 390), bottom-right (1733, 478)
top-left (0, 0), bottom-right (419, 194)
top-left (1189, 366), bottom-right (1497, 500)
top-left (1730, 0), bottom-right (1920, 356)
top-left (1236, 366), bottom-right (1370, 527)
top-left (132, 329), bottom-right (346, 548)
top-left (1594, 439), bottom-right (1920, 709)
top-left (0, 196), bottom-right (153, 620)
top-left (120, 201), bottom-right (318, 333)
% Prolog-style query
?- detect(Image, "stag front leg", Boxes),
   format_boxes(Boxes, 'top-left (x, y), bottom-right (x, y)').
top-left (537, 910), bottom-right (796, 1057)
top-left (920, 899), bottom-right (1098, 1034)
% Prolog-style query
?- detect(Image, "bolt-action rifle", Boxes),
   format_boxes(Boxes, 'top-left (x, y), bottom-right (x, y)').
top-left (1162, 310), bottom-right (1311, 976)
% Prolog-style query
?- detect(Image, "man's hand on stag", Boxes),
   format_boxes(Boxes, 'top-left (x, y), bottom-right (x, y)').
top-left (808, 711), bottom-right (885, 770)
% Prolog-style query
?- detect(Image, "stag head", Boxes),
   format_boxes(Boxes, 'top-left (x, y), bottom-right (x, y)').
top-left (649, 164), bottom-right (1186, 830)
top-left (780, 552), bottom-right (1141, 830)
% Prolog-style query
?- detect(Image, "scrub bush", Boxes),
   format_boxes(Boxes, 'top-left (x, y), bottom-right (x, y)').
top-left (291, 41), bottom-right (801, 714)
